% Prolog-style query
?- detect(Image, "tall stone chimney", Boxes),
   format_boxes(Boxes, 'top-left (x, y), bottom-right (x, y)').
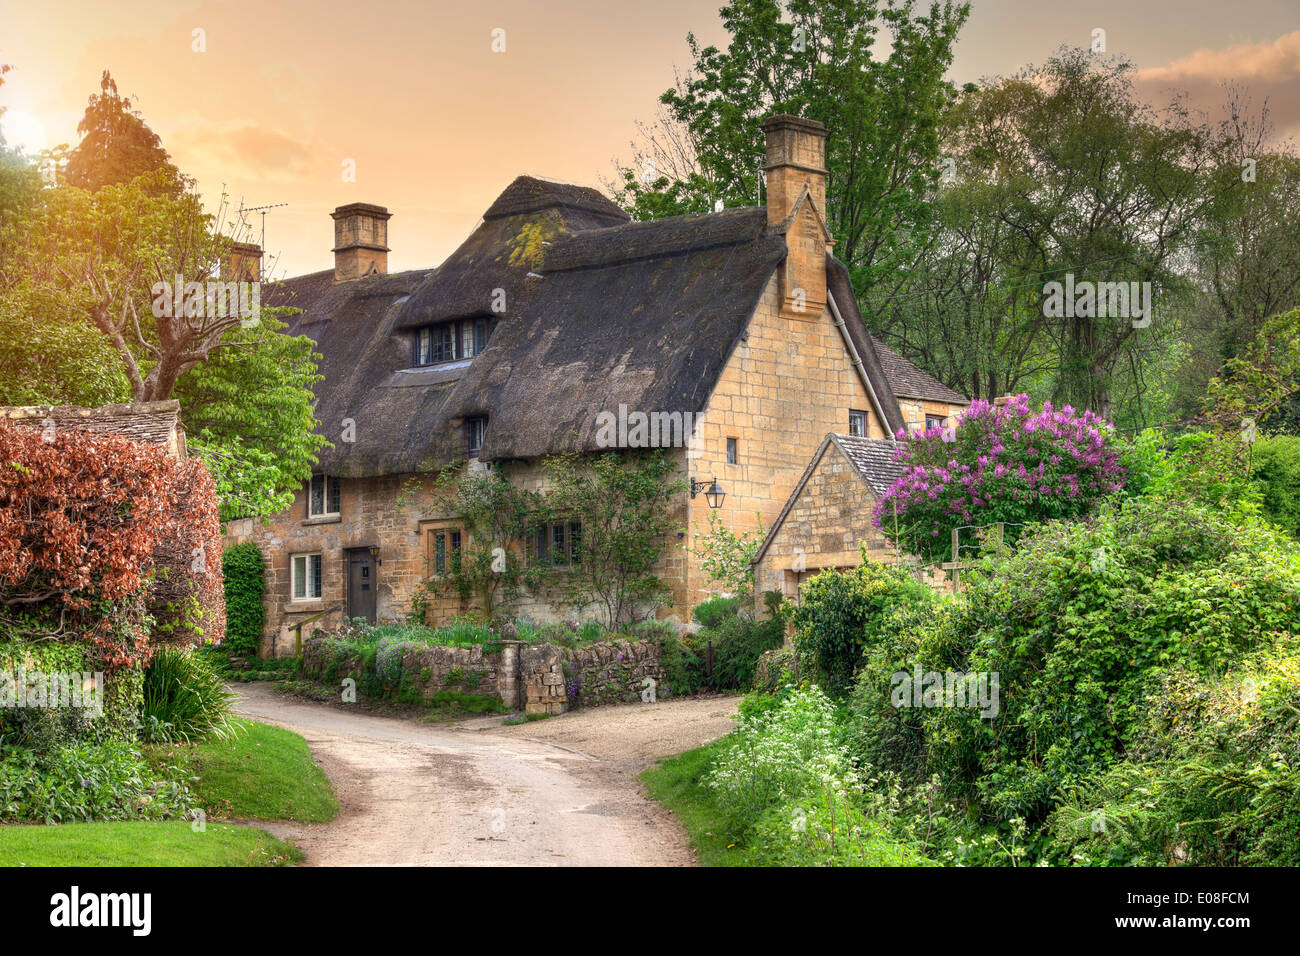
top-left (761, 115), bottom-right (832, 319)
top-left (226, 241), bottom-right (262, 281)
top-left (331, 203), bottom-right (392, 282)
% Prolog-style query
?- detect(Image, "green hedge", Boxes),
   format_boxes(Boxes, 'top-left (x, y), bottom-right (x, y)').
top-left (1254, 435), bottom-right (1300, 538)
top-left (221, 542), bottom-right (265, 656)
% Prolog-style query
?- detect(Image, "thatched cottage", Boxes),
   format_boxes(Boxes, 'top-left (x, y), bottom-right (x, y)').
top-left (225, 115), bottom-right (967, 656)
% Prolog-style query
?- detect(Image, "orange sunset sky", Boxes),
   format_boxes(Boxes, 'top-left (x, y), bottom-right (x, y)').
top-left (3, 0), bottom-right (1298, 278)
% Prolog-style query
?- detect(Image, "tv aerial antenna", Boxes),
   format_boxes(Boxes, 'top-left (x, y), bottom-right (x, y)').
top-left (236, 201), bottom-right (289, 250)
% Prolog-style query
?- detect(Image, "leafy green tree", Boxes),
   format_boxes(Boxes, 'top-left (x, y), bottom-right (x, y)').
top-left (542, 451), bottom-right (684, 627)
top-left (0, 70), bottom-right (326, 518)
top-left (888, 50), bottom-right (1218, 419)
top-left (173, 310), bottom-right (328, 519)
top-left (630, 0), bottom-right (968, 289)
top-left (427, 466), bottom-right (543, 619)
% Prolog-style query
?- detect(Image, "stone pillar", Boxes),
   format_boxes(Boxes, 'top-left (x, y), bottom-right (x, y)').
top-left (498, 640), bottom-right (525, 712)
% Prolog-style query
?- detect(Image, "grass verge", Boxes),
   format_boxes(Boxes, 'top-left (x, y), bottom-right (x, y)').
top-left (0, 821), bottom-right (300, 867)
top-left (640, 737), bottom-right (747, 867)
top-left (146, 719), bottom-right (338, 823)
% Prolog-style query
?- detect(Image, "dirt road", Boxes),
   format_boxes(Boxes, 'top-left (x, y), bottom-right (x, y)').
top-left (232, 684), bottom-right (738, 866)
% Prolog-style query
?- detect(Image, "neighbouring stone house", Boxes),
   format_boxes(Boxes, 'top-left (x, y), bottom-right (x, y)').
top-left (750, 432), bottom-right (952, 614)
top-left (225, 115), bottom-right (967, 657)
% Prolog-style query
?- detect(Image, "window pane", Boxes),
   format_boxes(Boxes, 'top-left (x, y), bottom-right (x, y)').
top-left (726, 437), bottom-right (737, 464)
top-left (450, 531), bottom-right (462, 573)
top-left (535, 527), bottom-right (548, 565)
top-left (849, 411), bottom-right (866, 437)
top-left (329, 477), bottom-right (341, 515)
top-left (439, 325), bottom-right (455, 361)
top-left (474, 319), bottom-right (488, 354)
top-left (310, 555), bottom-right (322, 598)
top-left (434, 532), bottom-right (446, 575)
top-left (552, 523), bottom-right (566, 566)
top-left (461, 322), bottom-right (474, 359)
top-left (310, 475), bottom-right (324, 515)
top-left (569, 521), bottom-right (582, 563)
top-left (417, 329), bottom-right (430, 365)
top-left (293, 556), bottom-right (306, 599)
top-left (467, 418), bottom-right (484, 457)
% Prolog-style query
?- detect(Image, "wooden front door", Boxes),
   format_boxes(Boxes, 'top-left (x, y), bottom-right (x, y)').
top-left (346, 548), bottom-right (377, 624)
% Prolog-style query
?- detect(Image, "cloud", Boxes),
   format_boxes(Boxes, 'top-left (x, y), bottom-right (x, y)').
top-left (1136, 30), bottom-right (1300, 139)
top-left (170, 122), bottom-right (313, 178)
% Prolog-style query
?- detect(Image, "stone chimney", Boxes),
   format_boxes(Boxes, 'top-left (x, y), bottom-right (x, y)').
top-left (761, 114), bottom-right (832, 320)
top-left (226, 241), bottom-right (262, 281)
top-left (331, 203), bottom-right (392, 282)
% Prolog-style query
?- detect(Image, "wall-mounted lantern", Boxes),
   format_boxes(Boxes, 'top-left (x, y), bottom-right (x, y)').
top-left (690, 477), bottom-right (726, 509)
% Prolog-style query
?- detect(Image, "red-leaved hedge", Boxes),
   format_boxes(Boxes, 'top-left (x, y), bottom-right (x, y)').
top-left (0, 419), bottom-right (223, 669)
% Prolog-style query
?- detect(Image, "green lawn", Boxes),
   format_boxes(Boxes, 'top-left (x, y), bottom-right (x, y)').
top-left (0, 821), bottom-right (300, 866)
top-left (0, 719), bottom-right (336, 867)
top-left (146, 718), bottom-right (338, 823)
top-left (640, 738), bottom-right (748, 867)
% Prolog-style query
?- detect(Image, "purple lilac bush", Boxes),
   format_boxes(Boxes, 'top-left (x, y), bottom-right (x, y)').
top-left (872, 394), bottom-right (1126, 563)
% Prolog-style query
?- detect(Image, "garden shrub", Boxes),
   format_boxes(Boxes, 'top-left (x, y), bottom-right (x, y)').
top-left (0, 639), bottom-right (97, 747)
top-left (1254, 434), bottom-right (1300, 538)
top-left (1048, 638), bottom-right (1300, 866)
top-left (0, 420), bottom-right (222, 670)
top-left (706, 614), bottom-right (785, 691)
top-left (221, 541), bottom-right (265, 656)
top-left (692, 595), bottom-right (741, 628)
top-left (874, 394), bottom-right (1126, 563)
top-left (0, 739), bottom-right (195, 824)
top-left (147, 456), bottom-right (225, 649)
top-left (689, 595), bottom-right (787, 691)
top-left (791, 553), bottom-right (937, 696)
top-left (140, 647), bottom-right (237, 744)
top-left (912, 495), bottom-right (1300, 826)
top-left (655, 629), bottom-right (704, 697)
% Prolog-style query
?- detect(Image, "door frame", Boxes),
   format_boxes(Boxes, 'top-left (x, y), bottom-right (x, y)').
top-left (344, 546), bottom-right (378, 624)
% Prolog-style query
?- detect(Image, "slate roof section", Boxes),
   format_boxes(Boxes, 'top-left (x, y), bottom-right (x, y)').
top-left (869, 336), bottom-right (969, 405)
top-left (832, 433), bottom-right (908, 496)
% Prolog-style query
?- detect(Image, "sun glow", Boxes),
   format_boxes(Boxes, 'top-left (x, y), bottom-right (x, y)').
top-left (0, 109), bottom-right (49, 154)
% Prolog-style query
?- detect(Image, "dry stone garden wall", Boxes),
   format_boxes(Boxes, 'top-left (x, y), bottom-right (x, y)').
top-left (301, 635), bottom-right (664, 716)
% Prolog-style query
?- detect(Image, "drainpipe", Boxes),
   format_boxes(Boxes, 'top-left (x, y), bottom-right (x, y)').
top-left (827, 289), bottom-right (893, 442)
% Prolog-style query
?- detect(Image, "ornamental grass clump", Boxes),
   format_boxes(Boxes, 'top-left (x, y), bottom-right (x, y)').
top-left (874, 394), bottom-right (1126, 563)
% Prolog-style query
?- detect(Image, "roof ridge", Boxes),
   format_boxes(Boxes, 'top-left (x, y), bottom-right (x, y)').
top-left (545, 207), bottom-right (769, 273)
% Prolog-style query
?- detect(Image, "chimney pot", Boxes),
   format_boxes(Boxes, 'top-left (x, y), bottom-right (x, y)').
top-left (331, 202), bottom-right (392, 282)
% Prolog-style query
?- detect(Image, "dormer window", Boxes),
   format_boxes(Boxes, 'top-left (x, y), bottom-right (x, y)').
top-left (415, 318), bottom-right (491, 366)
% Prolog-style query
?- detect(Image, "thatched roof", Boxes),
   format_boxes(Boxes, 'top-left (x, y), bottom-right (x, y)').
top-left (441, 206), bottom-right (788, 460)
top-left (269, 176), bottom-right (964, 478)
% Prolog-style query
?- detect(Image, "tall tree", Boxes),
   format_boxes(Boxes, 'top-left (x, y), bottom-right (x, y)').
top-left (623, 0), bottom-right (968, 290)
top-left (0, 70), bottom-right (325, 518)
top-left (65, 71), bottom-right (179, 193)
top-left (885, 49), bottom-right (1220, 419)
